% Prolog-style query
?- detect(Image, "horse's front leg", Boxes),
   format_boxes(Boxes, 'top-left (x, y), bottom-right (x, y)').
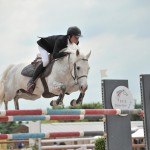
top-left (50, 85), bottom-right (66, 107)
top-left (70, 92), bottom-right (85, 106)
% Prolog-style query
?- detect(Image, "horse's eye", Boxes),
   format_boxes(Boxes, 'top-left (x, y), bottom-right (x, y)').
top-left (77, 66), bottom-right (80, 70)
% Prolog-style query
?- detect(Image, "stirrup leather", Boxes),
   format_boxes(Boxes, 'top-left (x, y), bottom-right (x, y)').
top-left (27, 81), bottom-right (36, 93)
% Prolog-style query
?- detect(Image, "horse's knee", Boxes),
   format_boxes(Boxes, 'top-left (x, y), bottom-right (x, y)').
top-left (60, 85), bottom-right (66, 93)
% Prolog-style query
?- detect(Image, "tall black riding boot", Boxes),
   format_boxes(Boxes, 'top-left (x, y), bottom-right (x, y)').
top-left (27, 63), bottom-right (45, 93)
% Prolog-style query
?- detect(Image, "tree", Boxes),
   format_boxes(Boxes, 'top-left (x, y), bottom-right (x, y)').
top-left (130, 103), bottom-right (143, 121)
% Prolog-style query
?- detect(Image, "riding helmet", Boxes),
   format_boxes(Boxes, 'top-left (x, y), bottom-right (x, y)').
top-left (67, 26), bottom-right (82, 37)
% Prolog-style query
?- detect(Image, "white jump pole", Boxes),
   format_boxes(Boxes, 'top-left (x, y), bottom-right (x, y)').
top-left (41, 137), bottom-right (98, 143)
top-left (41, 144), bottom-right (95, 149)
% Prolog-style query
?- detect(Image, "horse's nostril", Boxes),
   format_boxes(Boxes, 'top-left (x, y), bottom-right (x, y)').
top-left (79, 85), bottom-right (82, 90)
top-left (80, 85), bottom-right (88, 92)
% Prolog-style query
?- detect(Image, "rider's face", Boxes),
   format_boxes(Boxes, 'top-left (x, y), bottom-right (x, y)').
top-left (69, 35), bottom-right (79, 44)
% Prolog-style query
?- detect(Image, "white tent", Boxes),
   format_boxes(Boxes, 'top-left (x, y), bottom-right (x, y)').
top-left (132, 128), bottom-right (144, 138)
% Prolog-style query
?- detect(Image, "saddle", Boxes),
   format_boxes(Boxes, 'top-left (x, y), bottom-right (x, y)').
top-left (21, 54), bottom-right (55, 98)
top-left (21, 54), bottom-right (54, 78)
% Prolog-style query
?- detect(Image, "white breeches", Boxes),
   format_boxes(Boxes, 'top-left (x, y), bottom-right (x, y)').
top-left (38, 46), bottom-right (49, 67)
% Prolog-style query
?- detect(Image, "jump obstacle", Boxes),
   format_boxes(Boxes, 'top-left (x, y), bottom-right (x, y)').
top-left (0, 108), bottom-right (143, 116)
top-left (0, 115), bottom-right (104, 122)
top-left (0, 131), bottom-right (104, 140)
top-left (0, 75), bottom-right (150, 150)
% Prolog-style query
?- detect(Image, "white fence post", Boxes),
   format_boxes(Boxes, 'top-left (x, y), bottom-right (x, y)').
top-left (29, 121), bottom-right (41, 150)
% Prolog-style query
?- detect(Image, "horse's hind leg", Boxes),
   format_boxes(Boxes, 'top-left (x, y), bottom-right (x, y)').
top-left (13, 89), bottom-right (24, 110)
top-left (14, 98), bottom-right (19, 110)
top-left (14, 95), bottom-right (19, 110)
top-left (13, 90), bottom-right (22, 110)
top-left (4, 101), bottom-right (8, 110)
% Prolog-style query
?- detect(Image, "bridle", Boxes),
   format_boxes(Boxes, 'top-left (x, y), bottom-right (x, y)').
top-left (68, 54), bottom-right (88, 84)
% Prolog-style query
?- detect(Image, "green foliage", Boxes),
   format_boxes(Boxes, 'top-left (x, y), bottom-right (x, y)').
top-left (68, 102), bottom-right (103, 109)
top-left (95, 137), bottom-right (105, 150)
top-left (131, 103), bottom-right (143, 121)
top-left (42, 120), bottom-right (59, 123)
top-left (0, 122), bottom-right (20, 134)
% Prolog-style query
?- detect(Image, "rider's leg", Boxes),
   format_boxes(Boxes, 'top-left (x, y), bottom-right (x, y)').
top-left (27, 46), bottom-right (49, 93)
top-left (27, 63), bottom-right (45, 93)
top-left (38, 46), bottom-right (49, 67)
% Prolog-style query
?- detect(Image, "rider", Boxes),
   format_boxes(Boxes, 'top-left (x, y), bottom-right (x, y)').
top-left (27, 26), bottom-right (82, 93)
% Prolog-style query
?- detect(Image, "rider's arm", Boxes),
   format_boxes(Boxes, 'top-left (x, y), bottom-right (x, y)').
top-left (52, 38), bottom-right (68, 59)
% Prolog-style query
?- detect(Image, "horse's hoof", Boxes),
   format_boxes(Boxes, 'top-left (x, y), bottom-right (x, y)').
top-left (50, 100), bottom-right (58, 107)
top-left (58, 101), bottom-right (63, 105)
top-left (76, 100), bottom-right (82, 105)
top-left (70, 99), bottom-right (77, 106)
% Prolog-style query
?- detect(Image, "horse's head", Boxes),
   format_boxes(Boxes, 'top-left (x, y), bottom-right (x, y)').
top-left (70, 49), bottom-right (91, 93)
top-left (64, 43), bottom-right (91, 93)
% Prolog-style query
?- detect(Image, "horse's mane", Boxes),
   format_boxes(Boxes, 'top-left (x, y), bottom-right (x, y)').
top-left (61, 43), bottom-right (80, 53)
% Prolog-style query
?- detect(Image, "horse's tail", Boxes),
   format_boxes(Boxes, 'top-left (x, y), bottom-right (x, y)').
top-left (0, 64), bottom-right (14, 103)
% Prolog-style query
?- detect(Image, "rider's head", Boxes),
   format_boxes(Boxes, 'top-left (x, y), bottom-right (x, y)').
top-left (67, 26), bottom-right (82, 44)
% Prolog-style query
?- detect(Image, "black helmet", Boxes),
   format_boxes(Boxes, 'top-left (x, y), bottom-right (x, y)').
top-left (67, 26), bottom-right (82, 37)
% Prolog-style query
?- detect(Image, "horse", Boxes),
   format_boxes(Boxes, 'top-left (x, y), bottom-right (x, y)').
top-left (0, 44), bottom-right (91, 110)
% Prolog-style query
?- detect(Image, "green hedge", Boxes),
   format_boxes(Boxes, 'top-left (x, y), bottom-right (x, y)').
top-left (95, 137), bottom-right (105, 150)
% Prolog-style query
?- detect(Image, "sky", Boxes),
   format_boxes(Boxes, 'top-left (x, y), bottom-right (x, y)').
top-left (0, 0), bottom-right (150, 110)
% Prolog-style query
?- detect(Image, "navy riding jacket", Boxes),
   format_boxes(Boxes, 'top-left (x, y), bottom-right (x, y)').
top-left (37, 35), bottom-right (69, 59)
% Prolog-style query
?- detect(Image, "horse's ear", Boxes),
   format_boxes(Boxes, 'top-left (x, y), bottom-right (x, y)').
top-left (86, 50), bottom-right (91, 59)
top-left (76, 49), bottom-right (80, 56)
